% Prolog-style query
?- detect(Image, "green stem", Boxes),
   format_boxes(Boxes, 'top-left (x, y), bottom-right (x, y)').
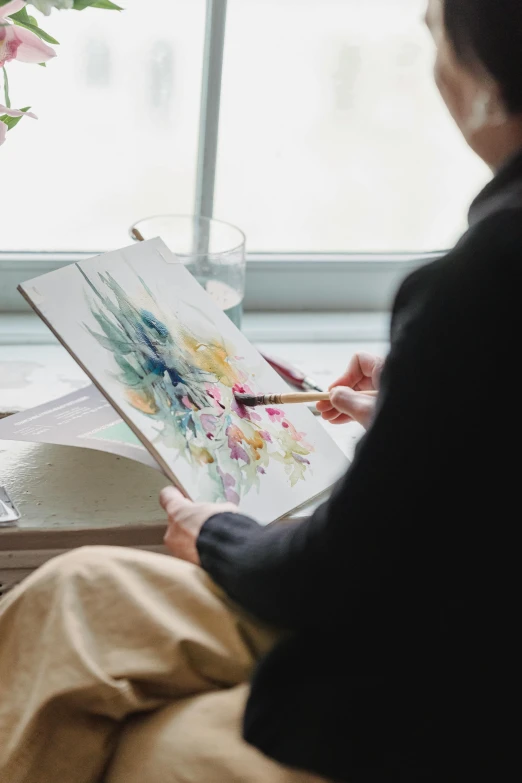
top-left (2, 66), bottom-right (10, 109)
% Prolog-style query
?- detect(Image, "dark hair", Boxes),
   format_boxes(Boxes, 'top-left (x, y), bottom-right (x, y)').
top-left (444, 0), bottom-right (522, 113)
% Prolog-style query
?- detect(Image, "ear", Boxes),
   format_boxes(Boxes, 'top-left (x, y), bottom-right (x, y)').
top-left (468, 85), bottom-right (508, 132)
top-left (486, 87), bottom-right (509, 127)
top-left (468, 90), bottom-right (490, 132)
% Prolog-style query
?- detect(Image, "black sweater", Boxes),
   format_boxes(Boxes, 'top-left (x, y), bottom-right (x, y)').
top-left (197, 150), bottom-right (522, 782)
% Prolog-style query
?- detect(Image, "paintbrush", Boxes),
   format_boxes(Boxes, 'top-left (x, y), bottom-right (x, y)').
top-left (259, 353), bottom-right (325, 415)
top-left (260, 352), bottom-right (324, 392)
top-left (235, 390), bottom-right (378, 407)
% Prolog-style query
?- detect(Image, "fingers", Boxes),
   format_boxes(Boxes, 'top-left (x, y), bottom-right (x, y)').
top-left (160, 487), bottom-right (238, 519)
top-left (316, 399), bottom-right (332, 412)
top-left (328, 352), bottom-right (384, 392)
top-left (322, 411), bottom-right (353, 425)
top-left (329, 387), bottom-right (375, 429)
top-left (159, 486), bottom-right (189, 517)
top-left (318, 352), bottom-right (383, 427)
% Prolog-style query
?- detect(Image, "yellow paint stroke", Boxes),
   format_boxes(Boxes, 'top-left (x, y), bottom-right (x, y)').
top-left (228, 423), bottom-right (265, 461)
top-left (181, 331), bottom-right (240, 387)
top-left (125, 388), bottom-right (158, 415)
top-left (189, 443), bottom-right (215, 465)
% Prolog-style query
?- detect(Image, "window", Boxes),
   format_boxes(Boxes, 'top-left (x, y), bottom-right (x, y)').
top-left (1, 0), bottom-right (205, 251)
top-left (1, 0), bottom-right (491, 313)
top-left (215, 0), bottom-right (489, 252)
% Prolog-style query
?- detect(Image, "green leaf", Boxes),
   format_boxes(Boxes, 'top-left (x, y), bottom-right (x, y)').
top-left (91, 0), bottom-right (123, 8)
top-left (0, 107), bottom-right (32, 131)
top-left (2, 66), bottom-right (10, 109)
top-left (9, 9), bottom-right (60, 45)
top-left (73, 0), bottom-right (122, 9)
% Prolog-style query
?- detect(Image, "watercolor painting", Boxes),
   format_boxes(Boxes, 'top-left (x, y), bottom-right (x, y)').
top-left (19, 239), bottom-right (348, 522)
top-left (78, 267), bottom-right (314, 504)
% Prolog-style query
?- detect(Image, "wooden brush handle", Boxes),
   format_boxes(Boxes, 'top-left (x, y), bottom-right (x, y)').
top-left (273, 390), bottom-right (378, 405)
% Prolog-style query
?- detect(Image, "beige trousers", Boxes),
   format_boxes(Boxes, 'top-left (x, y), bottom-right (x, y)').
top-left (0, 546), bottom-right (328, 783)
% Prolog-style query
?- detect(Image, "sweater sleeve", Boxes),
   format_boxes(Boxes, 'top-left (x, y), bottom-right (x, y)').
top-left (197, 215), bottom-right (517, 629)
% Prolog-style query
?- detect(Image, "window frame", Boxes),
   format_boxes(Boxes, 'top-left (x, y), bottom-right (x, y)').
top-left (0, 0), bottom-right (445, 318)
top-left (0, 250), bottom-right (442, 313)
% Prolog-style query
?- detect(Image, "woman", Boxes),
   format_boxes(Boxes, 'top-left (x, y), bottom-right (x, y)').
top-left (1, 1), bottom-right (521, 781)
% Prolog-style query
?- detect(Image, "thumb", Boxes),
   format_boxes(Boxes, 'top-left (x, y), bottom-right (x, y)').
top-left (329, 387), bottom-right (375, 428)
top-left (160, 486), bottom-right (188, 513)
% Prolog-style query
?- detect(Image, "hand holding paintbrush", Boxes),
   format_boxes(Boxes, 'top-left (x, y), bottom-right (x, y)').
top-left (242, 351), bottom-right (383, 429)
top-left (256, 351), bottom-right (382, 427)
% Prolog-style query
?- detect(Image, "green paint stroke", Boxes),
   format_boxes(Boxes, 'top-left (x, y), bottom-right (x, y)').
top-left (87, 420), bottom-right (143, 447)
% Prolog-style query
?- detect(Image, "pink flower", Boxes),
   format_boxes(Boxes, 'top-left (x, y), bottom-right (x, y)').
top-left (231, 396), bottom-right (249, 420)
top-left (0, 2), bottom-right (57, 68)
top-left (200, 414), bottom-right (218, 435)
top-left (0, 103), bottom-right (37, 119)
top-left (205, 384), bottom-right (222, 404)
top-left (217, 467), bottom-right (240, 504)
top-left (232, 381), bottom-right (256, 397)
top-left (265, 407), bottom-right (285, 423)
top-left (226, 424), bottom-right (250, 464)
top-left (0, 103), bottom-right (37, 145)
top-left (0, 0), bottom-right (27, 16)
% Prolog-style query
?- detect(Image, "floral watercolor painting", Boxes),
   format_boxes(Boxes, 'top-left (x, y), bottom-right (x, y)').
top-left (19, 239), bottom-right (348, 523)
top-left (78, 267), bottom-right (314, 504)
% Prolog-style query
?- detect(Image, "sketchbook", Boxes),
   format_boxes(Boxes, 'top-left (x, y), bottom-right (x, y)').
top-left (11, 239), bottom-right (348, 524)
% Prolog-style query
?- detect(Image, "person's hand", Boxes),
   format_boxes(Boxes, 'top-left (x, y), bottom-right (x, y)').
top-left (160, 486), bottom-right (239, 565)
top-left (316, 352), bottom-right (384, 429)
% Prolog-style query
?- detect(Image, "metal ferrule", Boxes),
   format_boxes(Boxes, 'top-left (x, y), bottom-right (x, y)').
top-left (261, 394), bottom-right (283, 405)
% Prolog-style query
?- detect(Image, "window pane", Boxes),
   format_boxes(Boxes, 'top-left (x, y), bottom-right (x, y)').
top-left (1, 0), bottom-right (205, 251)
top-left (215, 0), bottom-right (490, 252)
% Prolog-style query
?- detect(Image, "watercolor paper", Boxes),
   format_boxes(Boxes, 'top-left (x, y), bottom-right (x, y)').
top-left (0, 385), bottom-right (159, 470)
top-left (19, 239), bottom-right (348, 523)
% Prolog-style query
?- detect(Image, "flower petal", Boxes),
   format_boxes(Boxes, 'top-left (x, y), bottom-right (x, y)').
top-left (10, 25), bottom-right (56, 63)
top-left (0, 120), bottom-right (7, 145)
top-left (0, 1), bottom-right (27, 19)
top-left (0, 103), bottom-right (37, 118)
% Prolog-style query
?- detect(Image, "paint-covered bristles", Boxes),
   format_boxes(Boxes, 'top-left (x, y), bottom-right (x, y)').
top-left (234, 393), bottom-right (262, 407)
